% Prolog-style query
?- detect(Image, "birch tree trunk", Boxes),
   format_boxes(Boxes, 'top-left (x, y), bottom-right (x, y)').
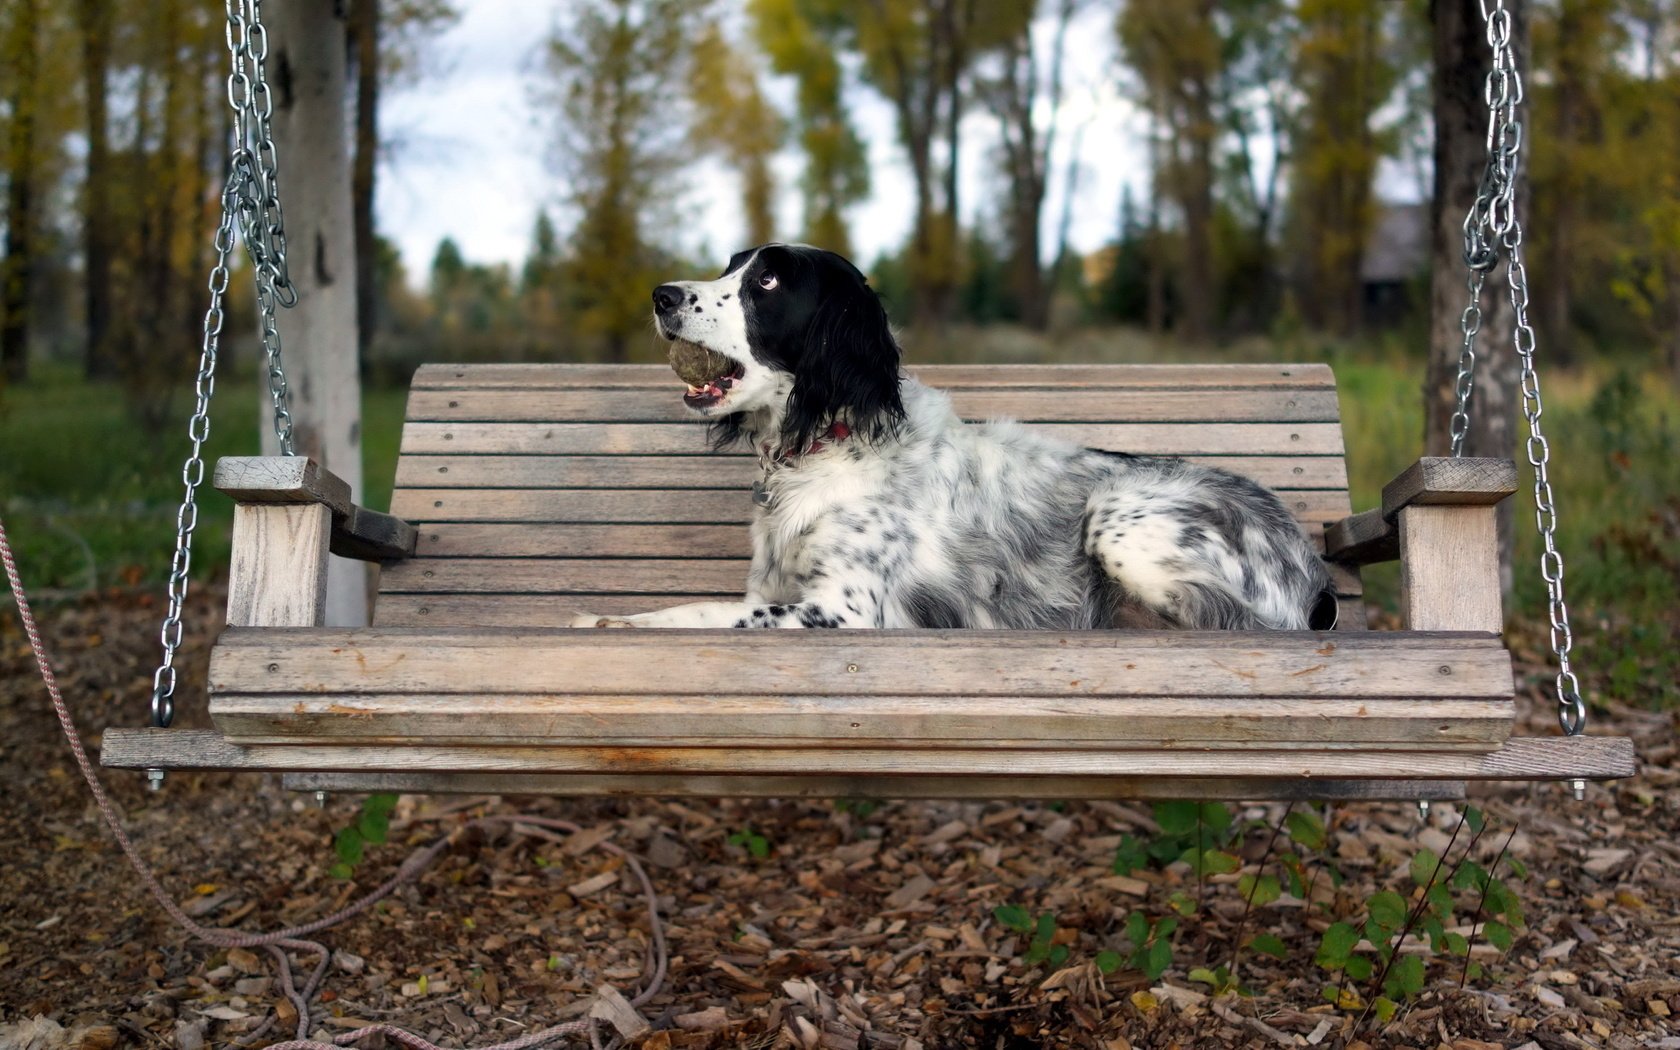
top-left (266, 0), bottom-right (369, 626)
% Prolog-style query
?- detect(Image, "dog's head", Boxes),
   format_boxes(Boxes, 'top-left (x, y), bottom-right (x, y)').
top-left (652, 243), bottom-right (903, 453)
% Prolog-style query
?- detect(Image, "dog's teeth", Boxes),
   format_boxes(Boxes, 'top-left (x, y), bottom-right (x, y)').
top-left (687, 385), bottom-right (703, 396)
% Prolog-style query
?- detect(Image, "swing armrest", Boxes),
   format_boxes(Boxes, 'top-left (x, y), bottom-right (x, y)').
top-left (214, 456), bottom-right (416, 563)
top-left (1327, 457), bottom-right (1517, 633)
top-left (1326, 458), bottom-right (1518, 566)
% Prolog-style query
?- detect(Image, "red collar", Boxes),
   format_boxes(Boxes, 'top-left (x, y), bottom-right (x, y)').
top-left (806, 421), bottom-right (851, 455)
top-left (761, 421), bottom-right (852, 463)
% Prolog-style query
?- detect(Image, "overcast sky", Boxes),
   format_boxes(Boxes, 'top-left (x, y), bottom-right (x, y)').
top-left (376, 1), bottom-right (1153, 279)
top-left (376, 3), bottom-right (1421, 281)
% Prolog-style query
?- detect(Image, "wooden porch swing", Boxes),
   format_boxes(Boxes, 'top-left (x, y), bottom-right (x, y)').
top-left (99, 1), bottom-right (1635, 803)
top-left (100, 361), bottom-right (1635, 802)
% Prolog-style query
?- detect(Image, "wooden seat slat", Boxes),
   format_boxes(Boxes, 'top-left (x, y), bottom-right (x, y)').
top-left (387, 488), bottom-right (1354, 527)
top-left (405, 388), bottom-right (1343, 424)
top-left (371, 593), bottom-right (1370, 630)
top-left (374, 593), bottom-right (741, 626)
top-left (415, 523), bottom-right (753, 559)
top-left (411, 522), bottom-right (1337, 560)
top-left (278, 770), bottom-right (1467, 802)
top-left (100, 730), bottom-right (1638, 781)
top-left (394, 454), bottom-right (1350, 493)
top-left (382, 557), bottom-right (752, 595)
top-left (411, 362), bottom-right (1340, 391)
top-left (212, 699), bottom-right (1512, 750)
top-left (379, 557), bottom-right (1364, 597)
top-left (209, 628), bottom-right (1511, 700)
top-left (399, 422), bottom-right (1349, 457)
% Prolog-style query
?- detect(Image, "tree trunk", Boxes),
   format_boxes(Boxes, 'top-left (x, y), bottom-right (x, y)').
top-left (1178, 84), bottom-right (1216, 343)
top-left (269, 0), bottom-right (369, 626)
top-left (182, 16), bottom-right (217, 358)
top-left (141, 0), bottom-right (186, 428)
top-left (1540, 0), bottom-right (1594, 366)
top-left (1045, 123), bottom-right (1085, 328)
top-left (77, 0), bottom-right (117, 379)
top-left (1426, 0), bottom-right (1521, 600)
top-left (1, 0), bottom-right (40, 383)
top-left (1145, 111), bottom-right (1167, 335)
top-left (350, 0), bottom-right (380, 359)
top-left (1175, 0), bottom-right (1218, 345)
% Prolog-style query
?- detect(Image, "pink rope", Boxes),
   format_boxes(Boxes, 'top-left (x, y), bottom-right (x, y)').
top-left (0, 515), bottom-right (667, 1049)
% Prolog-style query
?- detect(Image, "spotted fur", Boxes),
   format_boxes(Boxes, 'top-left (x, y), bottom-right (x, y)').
top-left (571, 244), bottom-right (1336, 631)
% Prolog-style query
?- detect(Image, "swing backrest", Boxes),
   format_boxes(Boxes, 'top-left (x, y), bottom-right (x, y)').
top-left (373, 363), bottom-right (1362, 629)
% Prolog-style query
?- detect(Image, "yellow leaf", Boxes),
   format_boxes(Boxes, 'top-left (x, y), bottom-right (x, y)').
top-left (1130, 990), bottom-right (1159, 1013)
top-left (194, 883), bottom-right (219, 896)
top-left (418, 974), bottom-right (429, 995)
top-left (1336, 988), bottom-right (1364, 1010)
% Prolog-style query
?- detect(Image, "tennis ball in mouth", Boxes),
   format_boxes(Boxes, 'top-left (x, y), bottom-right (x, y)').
top-left (668, 340), bottom-right (734, 386)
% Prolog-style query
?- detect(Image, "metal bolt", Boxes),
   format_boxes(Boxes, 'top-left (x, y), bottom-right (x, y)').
top-left (1570, 779), bottom-right (1586, 802)
top-left (1416, 799), bottom-right (1431, 822)
top-left (147, 769), bottom-right (166, 792)
top-left (315, 790), bottom-right (329, 808)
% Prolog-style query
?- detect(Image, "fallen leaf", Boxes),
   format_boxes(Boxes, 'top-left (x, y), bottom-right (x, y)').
top-left (674, 1006), bottom-right (729, 1032)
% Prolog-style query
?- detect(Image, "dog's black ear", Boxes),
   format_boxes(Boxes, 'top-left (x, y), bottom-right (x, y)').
top-left (782, 265), bottom-right (904, 453)
top-left (707, 411), bottom-right (749, 452)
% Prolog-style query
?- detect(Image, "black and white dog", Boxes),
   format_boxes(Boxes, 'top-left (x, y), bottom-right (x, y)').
top-left (572, 244), bottom-right (1335, 631)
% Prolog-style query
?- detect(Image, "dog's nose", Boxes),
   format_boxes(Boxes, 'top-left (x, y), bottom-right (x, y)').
top-left (652, 284), bottom-right (686, 315)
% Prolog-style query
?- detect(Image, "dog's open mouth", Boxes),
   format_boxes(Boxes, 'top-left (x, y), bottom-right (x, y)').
top-left (669, 339), bottom-right (745, 408)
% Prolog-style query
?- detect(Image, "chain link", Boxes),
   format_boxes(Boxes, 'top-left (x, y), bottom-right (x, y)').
top-left (1448, 271), bottom-right (1485, 457)
top-left (147, 0), bottom-right (297, 730)
top-left (1464, 0), bottom-right (1586, 737)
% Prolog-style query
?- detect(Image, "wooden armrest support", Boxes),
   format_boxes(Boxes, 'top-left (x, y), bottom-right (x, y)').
top-left (1325, 509), bottom-right (1398, 565)
top-left (332, 506), bottom-right (418, 563)
top-left (1328, 458), bottom-right (1517, 567)
top-left (215, 456), bottom-right (352, 516)
top-left (1380, 457), bottom-right (1516, 522)
top-left (1333, 457), bottom-right (1515, 633)
top-left (215, 456), bottom-right (415, 564)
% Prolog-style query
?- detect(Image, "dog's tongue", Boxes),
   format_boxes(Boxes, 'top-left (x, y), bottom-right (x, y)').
top-left (668, 340), bottom-right (733, 387)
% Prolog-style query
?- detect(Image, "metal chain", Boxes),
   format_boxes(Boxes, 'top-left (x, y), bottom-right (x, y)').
top-left (1470, 0), bottom-right (1587, 738)
top-left (1451, 0), bottom-right (1522, 456)
top-left (226, 0), bottom-right (298, 454)
top-left (147, 0), bottom-right (297, 744)
top-left (1505, 221), bottom-right (1585, 735)
top-left (1449, 271), bottom-right (1485, 457)
top-left (147, 176), bottom-right (243, 733)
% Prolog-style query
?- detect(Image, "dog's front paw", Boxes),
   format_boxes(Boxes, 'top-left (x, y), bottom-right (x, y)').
top-left (568, 613), bottom-right (637, 628)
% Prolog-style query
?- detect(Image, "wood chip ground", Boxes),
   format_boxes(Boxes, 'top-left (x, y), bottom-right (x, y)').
top-left (2, 591), bottom-right (1676, 1049)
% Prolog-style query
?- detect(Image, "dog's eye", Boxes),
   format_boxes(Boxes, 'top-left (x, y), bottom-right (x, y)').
top-left (758, 272), bottom-right (779, 291)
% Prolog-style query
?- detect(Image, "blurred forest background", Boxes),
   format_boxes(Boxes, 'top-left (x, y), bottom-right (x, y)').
top-left (1, 0), bottom-right (1677, 704)
top-left (2, 0), bottom-right (1678, 377)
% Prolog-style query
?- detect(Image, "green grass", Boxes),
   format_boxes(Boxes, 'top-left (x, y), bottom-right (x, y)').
top-left (4, 335), bottom-right (1675, 708)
